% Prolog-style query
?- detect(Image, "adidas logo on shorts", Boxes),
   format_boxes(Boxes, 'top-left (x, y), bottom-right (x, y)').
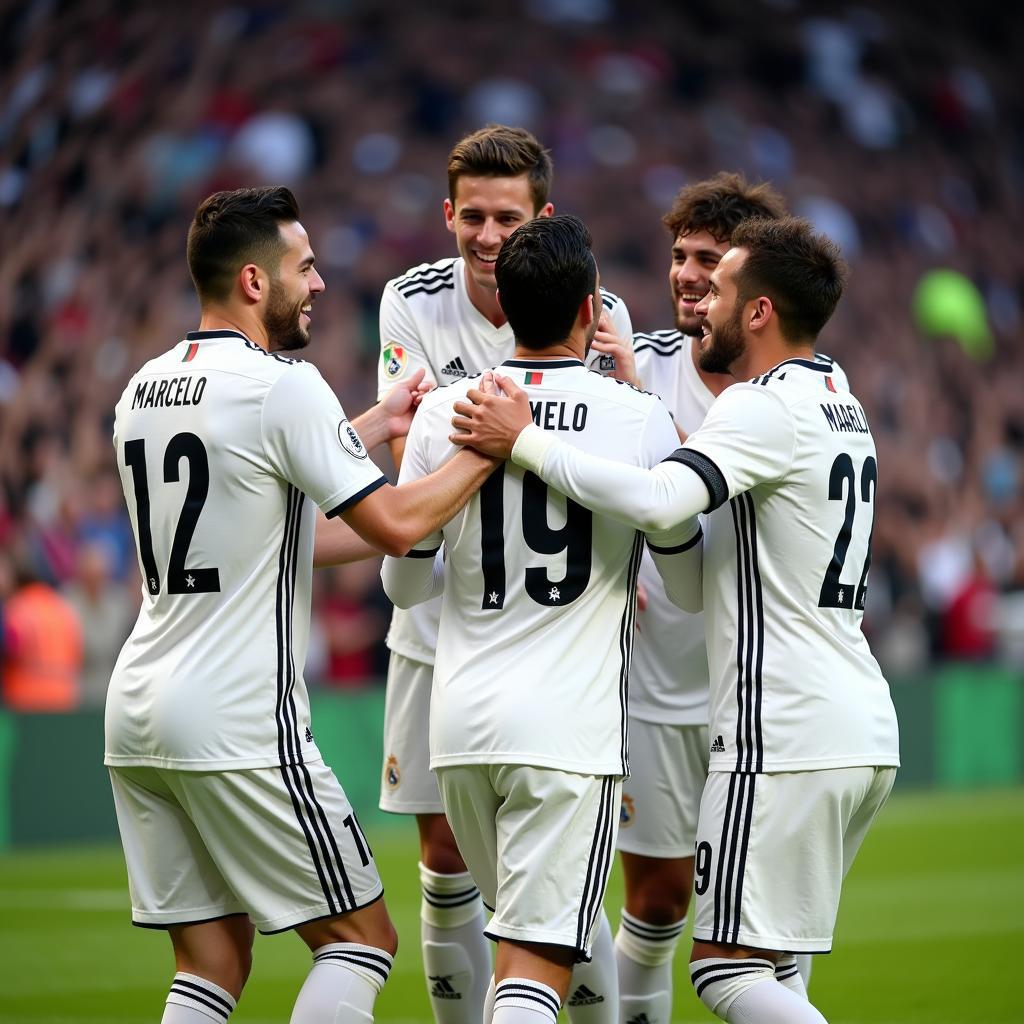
top-left (568, 984), bottom-right (604, 1006)
top-left (711, 734), bottom-right (726, 753)
top-left (441, 356), bottom-right (468, 378)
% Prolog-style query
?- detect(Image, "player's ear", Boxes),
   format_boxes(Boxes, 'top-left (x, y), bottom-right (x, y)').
top-left (536, 202), bottom-right (554, 219)
top-left (443, 198), bottom-right (456, 234)
top-left (495, 288), bottom-right (505, 316)
top-left (747, 295), bottom-right (773, 333)
top-left (580, 291), bottom-right (597, 329)
top-left (239, 264), bottom-right (264, 304)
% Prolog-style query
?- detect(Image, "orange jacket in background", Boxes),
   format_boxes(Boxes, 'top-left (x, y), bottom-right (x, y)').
top-left (2, 582), bottom-right (83, 712)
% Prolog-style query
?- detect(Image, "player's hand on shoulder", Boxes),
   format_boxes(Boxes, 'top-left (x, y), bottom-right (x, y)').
top-left (591, 312), bottom-right (641, 387)
top-left (450, 373), bottom-right (531, 459)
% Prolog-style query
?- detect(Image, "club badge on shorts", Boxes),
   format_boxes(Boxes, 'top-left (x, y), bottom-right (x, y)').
top-left (384, 754), bottom-right (401, 790)
top-left (620, 793), bottom-right (635, 827)
top-left (338, 419), bottom-right (368, 459)
top-left (382, 343), bottom-right (407, 380)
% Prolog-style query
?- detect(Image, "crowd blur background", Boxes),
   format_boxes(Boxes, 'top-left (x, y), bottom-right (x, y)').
top-left (1, 0), bottom-right (1022, 710)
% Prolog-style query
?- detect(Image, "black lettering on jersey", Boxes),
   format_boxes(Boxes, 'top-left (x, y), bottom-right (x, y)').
top-left (133, 376), bottom-right (208, 409)
top-left (820, 402), bottom-right (869, 435)
top-left (529, 401), bottom-right (588, 432)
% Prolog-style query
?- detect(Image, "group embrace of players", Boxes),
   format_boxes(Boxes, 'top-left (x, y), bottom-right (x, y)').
top-left (104, 125), bottom-right (899, 1024)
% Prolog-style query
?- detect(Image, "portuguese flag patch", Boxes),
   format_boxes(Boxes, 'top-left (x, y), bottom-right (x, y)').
top-left (524, 371), bottom-right (543, 384)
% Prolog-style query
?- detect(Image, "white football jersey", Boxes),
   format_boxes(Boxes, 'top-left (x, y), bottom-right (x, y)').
top-left (630, 333), bottom-right (850, 725)
top-left (376, 255), bottom-right (634, 665)
top-left (390, 359), bottom-right (679, 777)
top-left (105, 330), bottom-right (386, 770)
top-left (676, 358), bottom-right (898, 773)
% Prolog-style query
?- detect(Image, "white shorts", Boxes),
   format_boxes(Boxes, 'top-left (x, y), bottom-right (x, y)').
top-left (692, 766), bottom-right (896, 953)
top-left (109, 761), bottom-right (383, 934)
top-left (436, 764), bottom-right (619, 962)
top-left (379, 653), bottom-right (442, 814)
top-left (618, 719), bottom-right (709, 858)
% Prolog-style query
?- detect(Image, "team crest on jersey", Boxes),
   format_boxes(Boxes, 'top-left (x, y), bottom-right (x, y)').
top-left (598, 353), bottom-right (616, 373)
top-left (382, 343), bottom-right (407, 380)
top-left (385, 754), bottom-right (401, 790)
top-left (338, 419), bottom-right (368, 459)
top-left (620, 793), bottom-right (635, 827)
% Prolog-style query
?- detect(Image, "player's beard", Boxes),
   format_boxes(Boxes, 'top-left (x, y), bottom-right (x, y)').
top-left (698, 304), bottom-right (746, 375)
top-left (264, 278), bottom-right (310, 352)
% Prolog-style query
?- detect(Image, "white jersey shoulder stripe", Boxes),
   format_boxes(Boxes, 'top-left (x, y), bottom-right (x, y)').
top-left (599, 285), bottom-right (623, 311)
top-left (634, 329), bottom-right (685, 356)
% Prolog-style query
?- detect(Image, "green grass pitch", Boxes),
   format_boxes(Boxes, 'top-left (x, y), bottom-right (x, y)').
top-left (0, 786), bottom-right (1020, 1023)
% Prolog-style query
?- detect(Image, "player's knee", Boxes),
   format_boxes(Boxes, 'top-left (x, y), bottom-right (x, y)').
top-left (689, 957), bottom-right (775, 1019)
top-left (418, 820), bottom-right (467, 874)
top-left (630, 887), bottom-right (690, 925)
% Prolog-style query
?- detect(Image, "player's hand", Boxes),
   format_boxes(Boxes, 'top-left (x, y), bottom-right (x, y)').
top-left (590, 313), bottom-right (641, 387)
top-left (450, 374), bottom-right (532, 459)
top-left (381, 368), bottom-right (434, 439)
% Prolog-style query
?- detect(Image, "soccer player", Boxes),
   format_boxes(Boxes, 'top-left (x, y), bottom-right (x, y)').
top-left (596, 174), bottom-right (842, 1024)
top-left (381, 214), bottom-right (690, 1024)
top-left (450, 216), bottom-right (900, 1024)
top-left (105, 186), bottom-right (497, 1024)
top-left (376, 124), bottom-right (632, 1024)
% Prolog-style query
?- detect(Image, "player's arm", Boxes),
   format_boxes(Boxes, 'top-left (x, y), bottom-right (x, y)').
top-left (646, 524), bottom-right (704, 613)
top-left (381, 547), bottom-right (445, 608)
top-left (451, 374), bottom-right (712, 532)
top-left (339, 449), bottom-right (496, 557)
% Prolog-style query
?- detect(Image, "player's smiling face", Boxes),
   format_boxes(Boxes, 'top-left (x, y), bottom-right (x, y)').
top-left (445, 174), bottom-right (553, 299)
top-left (265, 221), bottom-right (324, 352)
top-left (693, 246), bottom-right (748, 375)
top-left (668, 229), bottom-right (730, 337)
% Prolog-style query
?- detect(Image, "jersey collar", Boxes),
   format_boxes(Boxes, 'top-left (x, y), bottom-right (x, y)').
top-left (501, 358), bottom-right (584, 369)
top-left (185, 329), bottom-right (250, 342)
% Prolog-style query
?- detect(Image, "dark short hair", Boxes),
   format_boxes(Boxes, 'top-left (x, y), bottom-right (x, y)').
top-left (447, 124), bottom-right (553, 213)
top-left (495, 215), bottom-right (597, 350)
top-left (663, 171), bottom-right (787, 244)
top-left (730, 217), bottom-right (848, 343)
top-left (187, 186), bottom-right (301, 303)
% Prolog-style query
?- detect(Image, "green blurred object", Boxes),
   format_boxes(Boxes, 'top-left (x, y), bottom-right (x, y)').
top-left (912, 268), bottom-right (993, 360)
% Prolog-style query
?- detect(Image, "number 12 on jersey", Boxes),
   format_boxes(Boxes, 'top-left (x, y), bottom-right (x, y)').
top-left (124, 433), bottom-right (221, 596)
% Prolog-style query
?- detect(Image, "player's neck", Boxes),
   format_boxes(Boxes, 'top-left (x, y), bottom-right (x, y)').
top-left (464, 271), bottom-right (507, 328)
top-left (513, 336), bottom-right (584, 362)
top-left (735, 338), bottom-right (816, 381)
top-left (197, 309), bottom-right (268, 349)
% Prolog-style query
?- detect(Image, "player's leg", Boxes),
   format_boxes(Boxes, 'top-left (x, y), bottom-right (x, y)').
top-left (494, 939), bottom-right (575, 1024)
top-left (688, 768), bottom-right (887, 1022)
top-left (447, 765), bottom-right (620, 1024)
top-left (163, 761), bottom-right (395, 1024)
top-left (615, 721), bottom-right (706, 1024)
top-left (109, 766), bottom-right (250, 1023)
top-left (382, 654), bottom-right (490, 1024)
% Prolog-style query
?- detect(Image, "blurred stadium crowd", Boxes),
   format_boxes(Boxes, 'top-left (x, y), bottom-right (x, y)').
top-left (1, 0), bottom-right (1022, 709)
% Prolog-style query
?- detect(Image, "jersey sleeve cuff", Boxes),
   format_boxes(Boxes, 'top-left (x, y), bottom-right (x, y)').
top-left (645, 517), bottom-right (702, 554)
top-left (324, 475), bottom-right (387, 518)
top-left (511, 423), bottom-right (556, 473)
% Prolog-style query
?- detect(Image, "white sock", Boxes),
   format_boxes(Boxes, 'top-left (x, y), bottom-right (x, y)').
top-left (420, 862), bottom-right (491, 1024)
top-left (614, 909), bottom-right (686, 1024)
top-left (163, 973), bottom-right (236, 1023)
top-left (726, 979), bottom-right (828, 1023)
top-left (566, 911), bottom-right (617, 1024)
top-left (484, 974), bottom-right (496, 1022)
top-left (796, 953), bottom-right (813, 990)
top-left (775, 954), bottom-right (809, 999)
top-left (289, 942), bottom-right (393, 1024)
top-left (493, 978), bottom-right (560, 1024)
